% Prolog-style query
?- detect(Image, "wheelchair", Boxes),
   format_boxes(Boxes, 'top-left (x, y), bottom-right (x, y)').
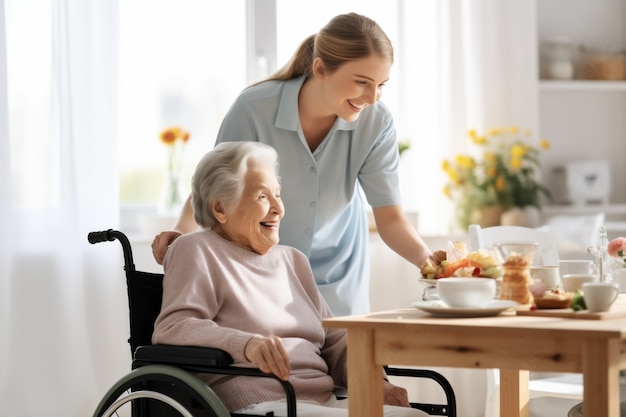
top-left (88, 229), bottom-right (457, 417)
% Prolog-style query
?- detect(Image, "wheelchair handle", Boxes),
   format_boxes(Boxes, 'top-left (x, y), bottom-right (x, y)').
top-left (88, 229), bottom-right (136, 272)
top-left (88, 229), bottom-right (118, 244)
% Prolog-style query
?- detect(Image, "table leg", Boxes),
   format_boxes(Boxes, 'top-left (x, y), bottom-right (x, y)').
top-left (347, 328), bottom-right (383, 417)
top-left (499, 368), bottom-right (529, 417)
top-left (582, 338), bottom-right (620, 417)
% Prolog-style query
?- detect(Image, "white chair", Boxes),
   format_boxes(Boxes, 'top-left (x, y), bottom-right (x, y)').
top-left (468, 224), bottom-right (560, 266)
top-left (468, 224), bottom-right (584, 417)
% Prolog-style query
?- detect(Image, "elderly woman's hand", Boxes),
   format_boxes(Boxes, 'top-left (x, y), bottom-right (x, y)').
top-left (244, 335), bottom-right (291, 381)
top-left (383, 380), bottom-right (411, 407)
top-left (152, 230), bottom-right (183, 265)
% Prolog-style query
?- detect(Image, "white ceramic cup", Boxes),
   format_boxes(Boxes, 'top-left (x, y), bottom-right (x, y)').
top-left (530, 265), bottom-right (561, 289)
top-left (609, 269), bottom-right (626, 294)
top-left (582, 282), bottom-right (619, 312)
top-left (436, 277), bottom-right (496, 308)
top-left (559, 260), bottom-right (597, 277)
top-left (561, 274), bottom-right (595, 293)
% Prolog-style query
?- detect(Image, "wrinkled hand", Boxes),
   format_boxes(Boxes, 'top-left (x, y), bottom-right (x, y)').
top-left (383, 380), bottom-right (411, 407)
top-left (151, 230), bottom-right (183, 265)
top-left (244, 335), bottom-right (291, 381)
top-left (428, 250), bottom-right (447, 266)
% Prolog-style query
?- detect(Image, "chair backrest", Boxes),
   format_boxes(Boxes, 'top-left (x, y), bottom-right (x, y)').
top-left (468, 224), bottom-right (560, 266)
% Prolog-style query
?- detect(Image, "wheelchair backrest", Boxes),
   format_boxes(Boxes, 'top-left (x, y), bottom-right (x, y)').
top-left (126, 269), bottom-right (165, 355)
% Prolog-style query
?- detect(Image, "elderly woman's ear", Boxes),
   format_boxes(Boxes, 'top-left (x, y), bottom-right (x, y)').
top-left (211, 200), bottom-right (227, 224)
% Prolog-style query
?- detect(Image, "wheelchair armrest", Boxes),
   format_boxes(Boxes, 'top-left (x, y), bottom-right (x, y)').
top-left (385, 366), bottom-right (457, 417)
top-left (134, 344), bottom-right (234, 367)
top-left (133, 344), bottom-right (297, 417)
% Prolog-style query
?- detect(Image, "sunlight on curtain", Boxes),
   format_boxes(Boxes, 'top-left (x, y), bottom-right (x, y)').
top-left (1, 1), bottom-right (126, 415)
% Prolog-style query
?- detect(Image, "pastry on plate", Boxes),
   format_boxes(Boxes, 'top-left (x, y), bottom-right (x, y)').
top-left (533, 289), bottom-right (573, 309)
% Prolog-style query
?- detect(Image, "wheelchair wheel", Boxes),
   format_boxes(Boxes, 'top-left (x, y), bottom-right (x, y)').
top-left (92, 364), bottom-right (230, 417)
top-left (100, 390), bottom-right (194, 417)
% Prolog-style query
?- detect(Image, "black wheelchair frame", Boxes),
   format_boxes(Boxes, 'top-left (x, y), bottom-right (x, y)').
top-left (88, 229), bottom-right (457, 417)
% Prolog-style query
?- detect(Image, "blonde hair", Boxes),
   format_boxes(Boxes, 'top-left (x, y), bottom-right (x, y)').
top-left (260, 13), bottom-right (393, 83)
top-left (191, 142), bottom-right (279, 229)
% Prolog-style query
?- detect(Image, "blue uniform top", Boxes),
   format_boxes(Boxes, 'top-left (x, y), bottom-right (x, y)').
top-left (216, 76), bottom-right (401, 316)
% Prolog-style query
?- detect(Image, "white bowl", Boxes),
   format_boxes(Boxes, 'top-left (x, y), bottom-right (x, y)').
top-left (436, 277), bottom-right (496, 308)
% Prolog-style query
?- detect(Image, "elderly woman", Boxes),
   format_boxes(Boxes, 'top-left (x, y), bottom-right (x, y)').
top-left (152, 142), bottom-right (428, 417)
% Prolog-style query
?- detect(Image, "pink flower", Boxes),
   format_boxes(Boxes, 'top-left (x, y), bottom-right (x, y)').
top-left (607, 237), bottom-right (626, 258)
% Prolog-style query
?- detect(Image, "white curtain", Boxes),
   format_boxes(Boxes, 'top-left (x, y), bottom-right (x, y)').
top-left (0, 1), bottom-right (130, 416)
top-left (404, 0), bottom-right (539, 236)
top-left (405, 1), bottom-right (538, 416)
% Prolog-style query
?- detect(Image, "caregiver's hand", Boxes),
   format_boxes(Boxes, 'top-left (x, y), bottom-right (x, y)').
top-left (152, 230), bottom-right (183, 265)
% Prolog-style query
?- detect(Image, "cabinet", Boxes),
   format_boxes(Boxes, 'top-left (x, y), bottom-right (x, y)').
top-left (537, 0), bottom-right (626, 235)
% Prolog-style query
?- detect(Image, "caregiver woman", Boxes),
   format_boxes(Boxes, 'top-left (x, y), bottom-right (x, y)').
top-left (152, 12), bottom-right (443, 316)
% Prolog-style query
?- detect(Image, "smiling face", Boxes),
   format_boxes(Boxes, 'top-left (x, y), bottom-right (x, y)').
top-left (314, 54), bottom-right (391, 122)
top-left (211, 161), bottom-right (284, 255)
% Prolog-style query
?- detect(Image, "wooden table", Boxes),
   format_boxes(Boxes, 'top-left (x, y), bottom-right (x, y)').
top-left (323, 300), bottom-right (626, 417)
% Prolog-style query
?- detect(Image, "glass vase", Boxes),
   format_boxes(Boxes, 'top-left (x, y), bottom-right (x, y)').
top-left (157, 171), bottom-right (184, 217)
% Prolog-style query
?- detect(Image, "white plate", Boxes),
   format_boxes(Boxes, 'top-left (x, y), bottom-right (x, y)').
top-left (411, 299), bottom-right (518, 317)
top-left (419, 278), bottom-right (439, 286)
top-left (419, 277), bottom-right (501, 287)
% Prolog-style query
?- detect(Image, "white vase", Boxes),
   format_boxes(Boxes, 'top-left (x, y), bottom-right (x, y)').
top-left (500, 207), bottom-right (524, 226)
top-left (501, 206), bottom-right (541, 227)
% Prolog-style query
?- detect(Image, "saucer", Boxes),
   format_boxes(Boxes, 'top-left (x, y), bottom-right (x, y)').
top-left (411, 299), bottom-right (518, 317)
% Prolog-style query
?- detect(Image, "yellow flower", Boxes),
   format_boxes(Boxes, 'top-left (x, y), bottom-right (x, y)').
top-left (472, 135), bottom-right (487, 145)
top-left (540, 139), bottom-right (551, 150)
top-left (441, 159), bottom-right (451, 172)
top-left (159, 126), bottom-right (190, 146)
top-left (509, 126), bottom-right (519, 134)
top-left (510, 144), bottom-right (526, 158)
top-left (447, 169), bottom-right (459, 184)
top-left (160, 127), bottom-right (179, 145)
top-left (455, 154), bottom-right (475, 169)
top-left (159, 125), bottom-right (191, 175)
top-left (509, 156), bottom-right (523, 170)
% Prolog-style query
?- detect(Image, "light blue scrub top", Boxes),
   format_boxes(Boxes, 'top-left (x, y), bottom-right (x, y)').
top-left (216, 76), bottom-right (402, 316)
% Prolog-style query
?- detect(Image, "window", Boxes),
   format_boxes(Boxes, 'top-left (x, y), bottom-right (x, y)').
top-left (118, 0), bottom-right (246, 206)
top-left (118, 0), bottom-right (447, 234)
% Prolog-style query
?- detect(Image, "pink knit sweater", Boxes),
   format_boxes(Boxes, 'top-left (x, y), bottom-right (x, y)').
top-left (152, 229), bottom-right (348, 412)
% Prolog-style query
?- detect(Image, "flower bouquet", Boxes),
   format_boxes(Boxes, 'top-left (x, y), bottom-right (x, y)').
top-left (158, 126), bottom-right (190, 216)
top-left (442, 126), bottom-right (551, 229)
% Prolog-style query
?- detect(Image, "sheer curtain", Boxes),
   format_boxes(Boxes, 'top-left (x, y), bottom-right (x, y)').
top-left (0, 1), bottom-right (129, 416)
top-left (402, 1), bottom-right (538, 416)
top-left (402, 0), bottom-right (539, 235)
